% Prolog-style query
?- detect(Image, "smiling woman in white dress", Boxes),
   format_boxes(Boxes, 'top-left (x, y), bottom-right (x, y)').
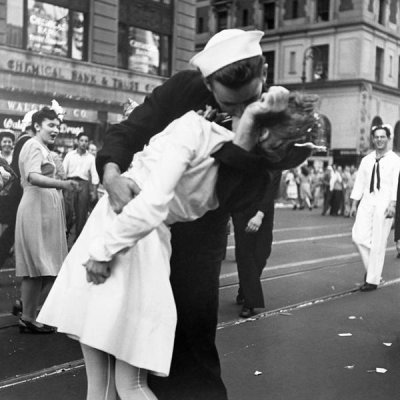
top-left (37, 90), bottom-right (321, 400)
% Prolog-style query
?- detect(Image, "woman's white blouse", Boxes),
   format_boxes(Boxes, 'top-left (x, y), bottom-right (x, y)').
top-left (89, 111), bottom-right (234, 262)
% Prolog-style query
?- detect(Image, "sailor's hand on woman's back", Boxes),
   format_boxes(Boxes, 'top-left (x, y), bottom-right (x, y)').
top-left (103, 162), bottom-right (141, 213)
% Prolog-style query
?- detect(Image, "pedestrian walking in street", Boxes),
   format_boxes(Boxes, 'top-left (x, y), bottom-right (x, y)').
top-left (232, 171), bottom-right (280, 318)
top-left (393, 171), bottom-right (400, 258)
top-left (350, 124), bottom-right (400, 291)
top-left (285, 168), bottom-right (299, 209)
top-left (321, 165), bottom-right (333, 215)
top-left (298, 165), bottom-right (313, 210)
top-left (14, 107), bottom-right (79, 333)
top-left (329, 165), bottom-right (343, 215)
top-left (63, 132), bottom-right (99, 241)
top-left (38, 88), bottom-right (320, 400)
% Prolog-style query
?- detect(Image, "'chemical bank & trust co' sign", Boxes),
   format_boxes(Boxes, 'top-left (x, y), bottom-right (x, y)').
top-left (1, 50), bottom-right (161, 94)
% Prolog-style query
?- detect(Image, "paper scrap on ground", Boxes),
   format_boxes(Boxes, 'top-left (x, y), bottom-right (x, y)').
top-left (383, 343), bottom-right (392, 347)
top-left (254, 371), bottom-right (263, 376)
top-left (338, 333), bottom-right (352, 337)
top-left (279, 312), bottom-right (292, 316)
top-left (367, 368), bottom-right (387, 373)
top-left (348, 316), bottom-right (357, 320)
top-left (344, 365), bottom-right (355, 369)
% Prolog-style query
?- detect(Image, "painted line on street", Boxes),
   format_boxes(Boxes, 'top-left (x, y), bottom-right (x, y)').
top-left (226, 232), bottom-right (352, 250)
top-left (217, 277), bottom-right (400, 330)
top-left (0, 360), bottom-right (84, 390)
top-left (220, 246), bottom-right (396, 281)
top-left (273, 223), bottom-right (350, 233)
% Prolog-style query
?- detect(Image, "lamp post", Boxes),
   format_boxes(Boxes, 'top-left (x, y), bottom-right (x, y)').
top-left (301, 46), bottom-right (322, 90)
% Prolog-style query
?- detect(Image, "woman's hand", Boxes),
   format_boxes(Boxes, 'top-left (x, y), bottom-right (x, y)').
top-left (244, 86), bottom-right (290, 120)
top-left (233, 87), bottom-right (289, 151)
top-left (63, 179), bottom-right (81, 192)
top-left (83, 259), bottom-right (111, 285)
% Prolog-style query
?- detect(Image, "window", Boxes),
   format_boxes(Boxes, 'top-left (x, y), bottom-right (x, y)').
top-left (389, 55), bottom-right (393, 77)
top-left (197, 17), bottom-right (204, 34)
top-left (378, 0), bottom-right (385, 24)
top-left (375, 47), bottom-right (384, 83)
top-left (292, 0), bottom-right (299, 19)
top-left (242, 9), bottom-right (249, 26)
top-left (393, 122), bottom-right (400, 153)
top-left (316, 0), bottom-right (330, 21)
top-left (398, 56), bottom-right (400, 88)
top-left (264, 2), bottom-right (275, 30)
top-left (263, 51), bottom-right (275, 86)
top-left (6, 0), bottom-right (87, 60)
top-left (289, 51), bottom-right (296, 74)
top-left (312, 45), bottom-right (329, 81)
top-left (118, 25), bottom-right (171, 77)
top-left (217, 10), bottom-right (228, 31)
top-left (6, 0), bottom-right (24, 48)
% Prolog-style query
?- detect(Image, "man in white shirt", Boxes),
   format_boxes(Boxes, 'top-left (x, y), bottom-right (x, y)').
top-left (63, 132), bottom-right (99, 240)
top-left (350, 125), bottom-right (400, 291)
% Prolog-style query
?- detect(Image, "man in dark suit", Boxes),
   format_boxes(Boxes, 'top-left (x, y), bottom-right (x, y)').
top-left (96, 29), bottom-right (288, 399)
top-left (232, 171), bottom-right (281, 318)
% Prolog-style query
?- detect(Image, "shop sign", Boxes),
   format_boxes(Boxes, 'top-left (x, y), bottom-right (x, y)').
top-left (1, 49), bottom-right (161, 94)
top-left (0, 113), bottom-right (90, 137)
top-left (333, 149), bottom-right (359, 156)
top-left (0, 100), bottom-right (98, 123)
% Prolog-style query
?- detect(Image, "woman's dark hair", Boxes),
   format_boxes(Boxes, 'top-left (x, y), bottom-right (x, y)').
top-left (255, 92), bottom-right (323, 170)
top-left (207, 55), bottom-right (265, 89)
top-left (300, 165), bottom-right (310, 176)
top-left (31, 107), bottom-right (59, 134)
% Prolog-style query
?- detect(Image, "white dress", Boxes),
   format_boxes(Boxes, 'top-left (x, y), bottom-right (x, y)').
top-left (37, 111), bottom-right (234, 377)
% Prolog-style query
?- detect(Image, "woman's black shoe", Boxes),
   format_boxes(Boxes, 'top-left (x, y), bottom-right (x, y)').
top-left (12, 299), bottom-right (22, 317)
top-left (19, 319), bottom-right (55, 334)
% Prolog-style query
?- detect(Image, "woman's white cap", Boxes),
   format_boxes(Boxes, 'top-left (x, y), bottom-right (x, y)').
top-left (190, 29), bottom-right (264, 77)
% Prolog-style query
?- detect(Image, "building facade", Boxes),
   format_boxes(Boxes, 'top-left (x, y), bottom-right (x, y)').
top-left (196, 0), bottom-right (400, 165)
top-left (0, 0), bottom-right (196, 155)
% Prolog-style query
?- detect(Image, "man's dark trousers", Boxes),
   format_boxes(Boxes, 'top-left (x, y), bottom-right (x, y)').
top-left (232, 202), bottom-right (274, 308)
top-left (64, 179), bottom-right (90, 239)
top-left (148, 207), bottom-right (229, 400)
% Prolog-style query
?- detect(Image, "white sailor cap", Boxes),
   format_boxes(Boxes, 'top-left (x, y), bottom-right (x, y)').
top-left (190, 29), bottom-right (264, 77)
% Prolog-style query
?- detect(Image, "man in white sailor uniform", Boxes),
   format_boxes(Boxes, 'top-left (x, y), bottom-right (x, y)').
top-left (350, 124), bottom-right (400, 291)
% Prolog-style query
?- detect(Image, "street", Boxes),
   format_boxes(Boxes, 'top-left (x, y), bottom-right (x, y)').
top-left (1, 206), bottom-right (400, 399)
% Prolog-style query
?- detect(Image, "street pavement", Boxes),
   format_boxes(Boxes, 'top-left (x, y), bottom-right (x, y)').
top-left (1, 207), bottom-right (400, 399)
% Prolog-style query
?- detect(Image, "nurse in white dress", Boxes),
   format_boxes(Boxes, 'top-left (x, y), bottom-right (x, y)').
top-left (38, 89), bottom-right (319, 399)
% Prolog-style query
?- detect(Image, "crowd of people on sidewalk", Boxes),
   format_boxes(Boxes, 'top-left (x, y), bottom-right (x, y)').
top-left (0, 28), bottom-right (400, 400)
top-left (282, 163), bottom-right (358, 216)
